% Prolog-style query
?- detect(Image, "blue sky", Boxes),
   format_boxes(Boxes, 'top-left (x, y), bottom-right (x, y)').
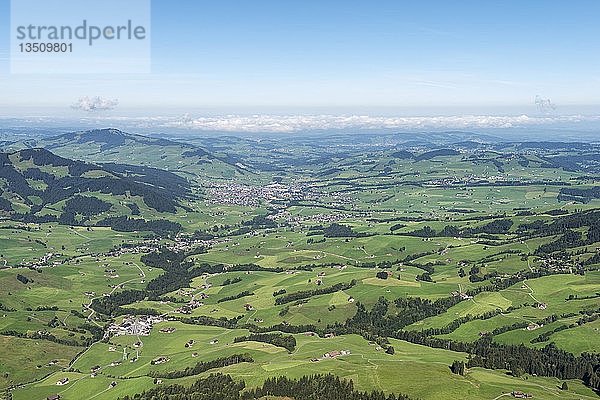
top-left (1, 0), bottom-right (599, 117)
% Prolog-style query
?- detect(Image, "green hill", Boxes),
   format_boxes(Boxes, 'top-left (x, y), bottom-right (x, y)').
top-left (0, 148), bottom-right (190, 232)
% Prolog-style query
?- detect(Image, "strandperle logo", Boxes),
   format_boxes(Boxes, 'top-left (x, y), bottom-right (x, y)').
top-left (10, 0), bottom-right (151, 74)
top-left (15, 20), bottom-right (147, 46)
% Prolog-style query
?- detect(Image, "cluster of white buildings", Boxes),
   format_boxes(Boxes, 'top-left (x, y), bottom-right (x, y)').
top-left (311, 349), bottom-right (351, 362)
top-left (105, 315), bottom-right (164, 338)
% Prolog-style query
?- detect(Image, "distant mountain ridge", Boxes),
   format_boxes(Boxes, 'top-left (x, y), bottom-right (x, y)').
top-left (27, 128), bottom-right (244, 177)
top-left (46, 128), bottom-right (197, 152)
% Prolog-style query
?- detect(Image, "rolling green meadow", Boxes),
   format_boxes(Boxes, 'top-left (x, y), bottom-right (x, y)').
top-left (1, 130), bottom-right (599, 400)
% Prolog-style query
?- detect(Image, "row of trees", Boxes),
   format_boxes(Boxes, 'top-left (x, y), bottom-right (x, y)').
top-left (217, 290), bottom-right (254, 303)
top-left (123, 373), bottom-right (413, 400)
top-left (407, 219), bottom-right (514, 238)
top-left (150, 354), bottom-right (253, 379)
top-left (97, 216), bottom-right (182, 236)
top-left (307, 223), bottom-right (371, 238)
top-left (274, 280), bottom-right (357, 305)
top-left (222, 276), bottom-right (243, 286)
top-left (558, 186), bottom-right (600, 203)
top-left (233, 333), bottom-right (296, 352)
top-left (342, 296), bottom-right (462, 336)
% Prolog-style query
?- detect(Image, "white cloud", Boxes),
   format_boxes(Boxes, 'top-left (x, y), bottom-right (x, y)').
top-left (534, 95), bottom-right (556, 114)
top-left (72, 96), bottom-right (119, 112)
top-left (153, 114), bottom-right (600, 133)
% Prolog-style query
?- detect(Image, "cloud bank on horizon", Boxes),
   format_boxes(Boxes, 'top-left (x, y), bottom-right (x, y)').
top-left (149, 114), bottom-right (600, 133)
top-left (5, 113), bottom-right (600, 134)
